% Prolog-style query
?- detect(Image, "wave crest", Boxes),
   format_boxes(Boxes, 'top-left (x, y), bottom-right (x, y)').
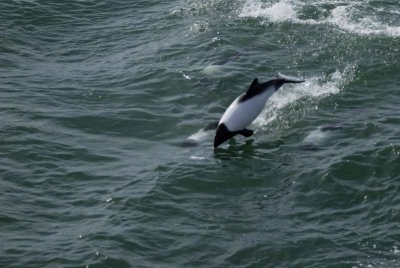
top-left (239, 0), bottom-right (400, 38)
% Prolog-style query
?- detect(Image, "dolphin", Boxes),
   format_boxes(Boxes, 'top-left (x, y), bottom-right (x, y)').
top-left (214, 73), bottom-right (305, 148)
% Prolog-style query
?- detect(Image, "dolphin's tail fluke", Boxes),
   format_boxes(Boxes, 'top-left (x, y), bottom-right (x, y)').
top-left (276, 72), bottom-right (305, 83)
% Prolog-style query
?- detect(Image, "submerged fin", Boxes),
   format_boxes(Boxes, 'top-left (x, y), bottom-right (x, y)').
top-left (239, 129), bottom-right (254, 137)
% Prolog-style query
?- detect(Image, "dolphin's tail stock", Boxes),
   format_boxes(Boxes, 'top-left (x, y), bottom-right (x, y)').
top-left (276, 72), bottom-right (305, 84)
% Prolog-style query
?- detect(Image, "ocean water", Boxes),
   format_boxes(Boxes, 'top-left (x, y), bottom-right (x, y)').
top-left (1, 0), bottom-right (400, 267)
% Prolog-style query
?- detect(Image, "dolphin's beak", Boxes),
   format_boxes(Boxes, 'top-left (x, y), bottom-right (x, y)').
top-left (214, 124), bottom-right (235, 148)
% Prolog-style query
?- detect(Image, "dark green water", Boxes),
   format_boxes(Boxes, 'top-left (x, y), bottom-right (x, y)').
top-left (1, 0), bottom-right (400, 267)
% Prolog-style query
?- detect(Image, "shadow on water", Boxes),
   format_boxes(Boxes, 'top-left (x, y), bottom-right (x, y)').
top-left (213, 139), bottom-right (256, 159)
top-left (180, 121), bottom-right (218, 147)
top-left (181, 139), bottom-right (201, 147)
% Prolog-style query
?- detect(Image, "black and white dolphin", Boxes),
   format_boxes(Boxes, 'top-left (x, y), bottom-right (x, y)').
top-left (214, 73), bottom-right (305, 148)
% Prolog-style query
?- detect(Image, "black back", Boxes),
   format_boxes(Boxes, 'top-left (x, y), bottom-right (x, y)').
top-left (238, 74), bottom-right (305, 103)
top-left (238, 78), bottom-right (278, 103)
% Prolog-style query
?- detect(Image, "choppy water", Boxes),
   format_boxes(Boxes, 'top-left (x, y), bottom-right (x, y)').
top-left (1, 0), bottom-right (400, 267)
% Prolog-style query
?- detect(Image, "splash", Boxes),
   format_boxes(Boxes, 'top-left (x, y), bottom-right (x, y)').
top-left (303, 127), bottom-right (330, 144)
top-left (303, 125), bottom-right (342, 144)
top-left (253, 65), bottom-right (356, 129)
top-left (189, 21), bottom-right (210, 33)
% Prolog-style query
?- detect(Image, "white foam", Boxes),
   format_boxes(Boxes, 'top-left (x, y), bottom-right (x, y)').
top-left (239, 0), bottom-right (297, 23)
top-left (180, 71), bottom-right (192, 80)
top-left (203, 65), bottom-right (224, 75)
top-left (190, 21), bottom-right (209, 33)
top-left (303, 127), bottom-right (330, 144)
top-left (239, 0), bottom-right (400, 37)
top-left (327, 5), bottom-right (400, 38)
top-left (190, 155), bottom-right (206, 160)
top-left (253, 65), bottom-right (355, 129)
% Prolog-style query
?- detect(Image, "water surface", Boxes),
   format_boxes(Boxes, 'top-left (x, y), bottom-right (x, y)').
top-left (1, 0), bottom-right (400, 267)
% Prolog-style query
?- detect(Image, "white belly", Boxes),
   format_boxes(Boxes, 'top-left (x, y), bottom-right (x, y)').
top-left (219, 88), bottom-right (275, 131)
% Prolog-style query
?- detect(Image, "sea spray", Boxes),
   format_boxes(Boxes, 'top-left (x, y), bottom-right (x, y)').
top-left (254, 65), bottom-right (356, 130)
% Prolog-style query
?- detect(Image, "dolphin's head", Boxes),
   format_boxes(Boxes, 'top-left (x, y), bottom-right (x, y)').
top-left (214, 123), bottom-right (235, 148)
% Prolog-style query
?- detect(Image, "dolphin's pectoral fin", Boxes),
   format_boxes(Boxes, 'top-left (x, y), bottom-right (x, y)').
top-left (239, 129), bottom-right (254, 137)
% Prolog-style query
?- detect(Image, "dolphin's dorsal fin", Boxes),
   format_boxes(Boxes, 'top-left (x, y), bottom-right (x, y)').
top-left (244, 78), bottom-right (259, 96)
top-left (240, 78), bottom-right (261, 102)
top-left (248, 78), bottom-right (259, 92)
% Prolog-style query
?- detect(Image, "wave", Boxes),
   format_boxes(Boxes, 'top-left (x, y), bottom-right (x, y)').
top-left (239, 0), bottom-right (400, 38)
